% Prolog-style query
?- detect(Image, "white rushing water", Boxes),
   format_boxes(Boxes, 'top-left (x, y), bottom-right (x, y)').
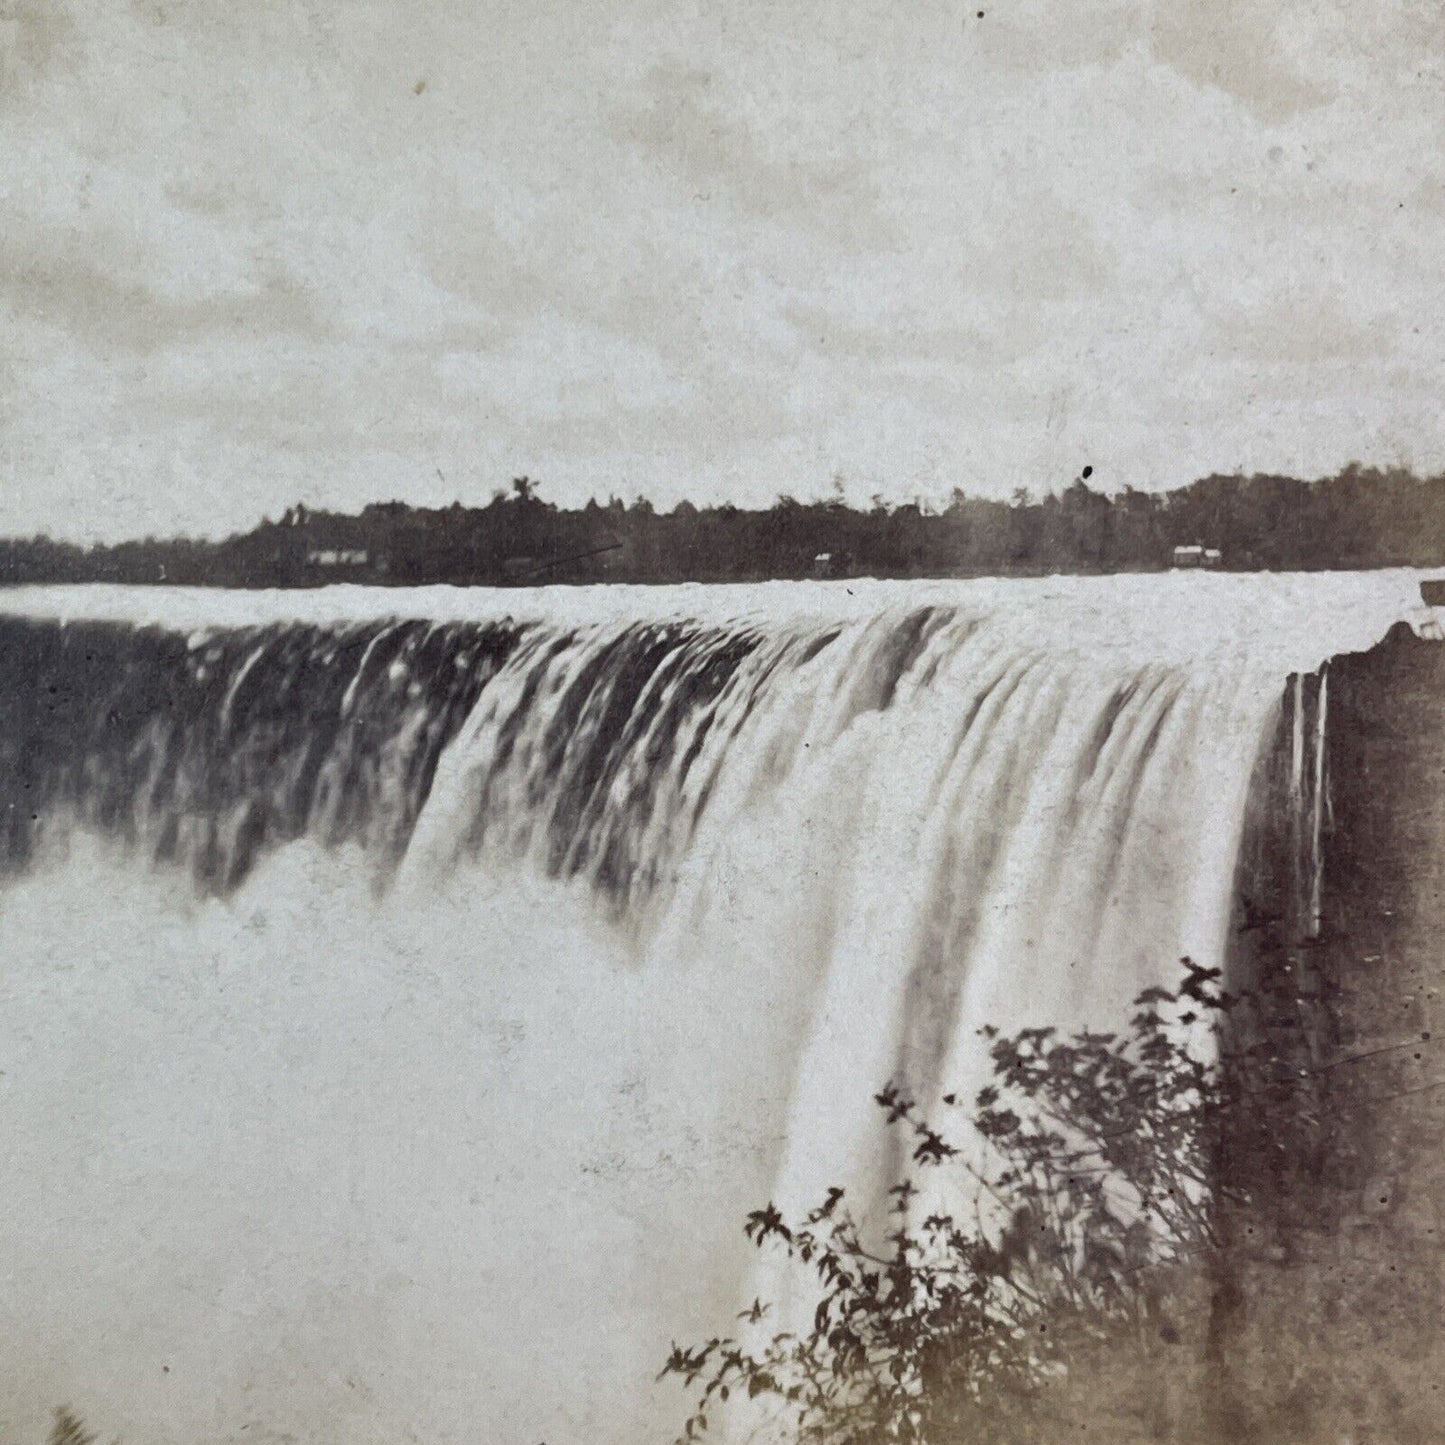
top-left (0, 572), bottom-right (1436, 1444)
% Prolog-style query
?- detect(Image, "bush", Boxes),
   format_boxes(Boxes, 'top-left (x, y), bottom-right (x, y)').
top-left (47, 1409), bottom-right (97, 1445)
top-left (662, 958), bottom-right (1325, 1443)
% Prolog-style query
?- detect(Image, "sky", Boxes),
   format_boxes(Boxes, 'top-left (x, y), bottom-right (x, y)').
top-left (2, 0), bottom-right (1443, 542)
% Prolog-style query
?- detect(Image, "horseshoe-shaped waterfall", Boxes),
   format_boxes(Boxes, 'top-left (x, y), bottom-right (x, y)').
top-left (0, 572), bottom-right (1432, 1443)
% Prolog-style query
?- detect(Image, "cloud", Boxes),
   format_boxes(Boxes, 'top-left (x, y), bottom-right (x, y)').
top-left (607, 59), bottom-right (892, 247)
top-left (0, 0), bottom-right (78, 100)
top-left (1, 0), bottom-right (1444, 541)
top-left (1149, 0), bottom-right (1329, 123)
top-left (2, 237), bottom-right (331, 355)
top-left (1210, 292), bottom-right (1400, 365)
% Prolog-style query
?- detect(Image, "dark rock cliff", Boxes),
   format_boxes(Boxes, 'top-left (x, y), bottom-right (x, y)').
top-left (1219, 624), bottom-right (1445, 1441)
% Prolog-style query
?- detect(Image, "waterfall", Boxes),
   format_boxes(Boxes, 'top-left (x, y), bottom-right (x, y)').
top-left (0, 572), bottom-right (1432, 1445)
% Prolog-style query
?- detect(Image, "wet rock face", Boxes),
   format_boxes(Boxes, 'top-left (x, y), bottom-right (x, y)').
top-left (1316, 630), bottom-right (1445, 1232)
top-left (1220, 627), bottom-right (1445, 1440)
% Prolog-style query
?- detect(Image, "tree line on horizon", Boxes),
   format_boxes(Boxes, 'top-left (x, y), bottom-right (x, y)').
top-left (3, 463), bottom-right (1444, 587)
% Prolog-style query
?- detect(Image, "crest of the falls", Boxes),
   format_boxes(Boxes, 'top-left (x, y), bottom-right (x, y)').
top-left (0, 572), bottom-right (1429, 914)
top-left (0, 571), bottom-right (1434, 1445)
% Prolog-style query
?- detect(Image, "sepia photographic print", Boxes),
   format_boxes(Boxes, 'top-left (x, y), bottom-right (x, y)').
top-left (3, 2), bottom-right (1445, 1441)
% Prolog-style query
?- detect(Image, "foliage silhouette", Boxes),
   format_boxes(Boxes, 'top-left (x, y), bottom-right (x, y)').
top-left (46, 1408), bottom-right (98, 1445)
top-left (5, 462), bottom-right (1445, 586)
top-left (663, 958), bottom-right (1326, 1444)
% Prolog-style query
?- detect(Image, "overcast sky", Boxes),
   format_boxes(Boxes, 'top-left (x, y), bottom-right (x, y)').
top-left (2, 0), bottom-right (1443, 541)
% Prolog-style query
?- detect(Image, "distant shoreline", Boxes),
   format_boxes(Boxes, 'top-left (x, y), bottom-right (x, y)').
top-left (5, 465), bottom-right (1445, 587)
top-left (2, 562), bottom-right (1436, 592)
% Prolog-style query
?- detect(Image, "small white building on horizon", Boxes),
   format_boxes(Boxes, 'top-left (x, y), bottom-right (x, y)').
top-left (1171, 544), bottom-right (1222, 569)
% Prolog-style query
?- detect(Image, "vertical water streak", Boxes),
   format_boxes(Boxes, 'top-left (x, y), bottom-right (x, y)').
top-left (1310, 667), bottom-right (1329, 937)
top-left (1290, 672), bottom-right (1307, 930)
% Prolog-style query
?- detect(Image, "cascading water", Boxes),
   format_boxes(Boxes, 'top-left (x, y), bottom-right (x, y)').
top-left (0, 573), bottom-right (1434, 1445)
